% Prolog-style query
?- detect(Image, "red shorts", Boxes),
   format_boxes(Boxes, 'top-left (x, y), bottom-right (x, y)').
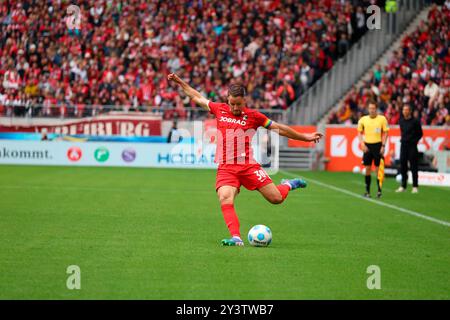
top-left (215, 163), bottom-right (273, 192)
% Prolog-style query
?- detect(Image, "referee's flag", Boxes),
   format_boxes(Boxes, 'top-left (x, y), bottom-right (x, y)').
top-left (378, 157), bottom-right (385, 188)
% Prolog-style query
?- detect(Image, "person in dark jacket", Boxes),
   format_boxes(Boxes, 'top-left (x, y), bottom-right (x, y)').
top-left (396, 104), bottom-right (423, 193)
top-left (167, 120), bottom-right (182, 143)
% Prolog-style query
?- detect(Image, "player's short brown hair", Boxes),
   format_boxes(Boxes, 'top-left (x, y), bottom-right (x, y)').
top-left (228, 84), bottom-right (247, 97)
top-left (367, 99), bottom-right (378, 108)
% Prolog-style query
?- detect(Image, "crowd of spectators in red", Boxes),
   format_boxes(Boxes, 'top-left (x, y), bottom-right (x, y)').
top-left (1, 0), bottom-right (378, 119)
top-left (328, 4), bottom-right (449, 126)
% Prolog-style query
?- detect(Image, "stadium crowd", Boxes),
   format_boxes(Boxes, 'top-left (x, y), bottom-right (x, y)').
top-left (0, 0), bottom-right (380, 118)
top-left (328, 4), bottom-right (449, 126)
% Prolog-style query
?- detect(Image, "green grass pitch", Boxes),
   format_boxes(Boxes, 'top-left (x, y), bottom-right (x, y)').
top-left (0, 165), bottom-right (449, 299)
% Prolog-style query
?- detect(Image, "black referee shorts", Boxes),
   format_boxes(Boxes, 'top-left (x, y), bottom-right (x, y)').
top-left (362, 142), bottom-right (382, 167)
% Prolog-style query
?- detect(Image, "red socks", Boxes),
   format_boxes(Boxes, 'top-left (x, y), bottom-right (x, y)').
top-left (276, 184), bottom-right (290, 202)
top-left (221, 204), bottom-right (241, 237)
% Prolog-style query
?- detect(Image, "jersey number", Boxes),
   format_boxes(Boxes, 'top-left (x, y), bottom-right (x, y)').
top-left (254, 170), bottom-right (267, 182)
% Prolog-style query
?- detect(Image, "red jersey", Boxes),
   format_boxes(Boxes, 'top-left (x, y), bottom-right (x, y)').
top-left (208, 101), bottom-right (272, 165)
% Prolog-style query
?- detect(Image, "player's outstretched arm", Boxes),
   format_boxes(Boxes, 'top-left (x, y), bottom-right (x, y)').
top-left (269, 121), bottom-right (323, 143)
top-left (167, 73), bottom-right (209, 110)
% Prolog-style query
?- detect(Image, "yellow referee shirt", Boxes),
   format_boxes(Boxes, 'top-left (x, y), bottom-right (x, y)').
top-left (357, 115), bottom-right (389, 143)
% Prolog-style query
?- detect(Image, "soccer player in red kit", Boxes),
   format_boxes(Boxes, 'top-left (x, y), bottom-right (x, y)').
top-left (168, 73), bottom-right (323, 246)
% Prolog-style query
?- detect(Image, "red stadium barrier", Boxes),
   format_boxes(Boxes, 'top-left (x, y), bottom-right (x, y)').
top-left (0, 114), bottom-right (162, 136)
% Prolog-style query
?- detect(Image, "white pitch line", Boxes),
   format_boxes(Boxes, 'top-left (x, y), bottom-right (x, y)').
top-left (280, 170), bottom-right (450, 228)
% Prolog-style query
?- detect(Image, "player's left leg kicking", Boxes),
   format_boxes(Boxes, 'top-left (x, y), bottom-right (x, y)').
top-left (241, 165), bottom-right (307, 205)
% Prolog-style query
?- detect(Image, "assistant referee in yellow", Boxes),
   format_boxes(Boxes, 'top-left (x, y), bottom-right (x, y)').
top-left (357, 100), bottom-right (389, 198)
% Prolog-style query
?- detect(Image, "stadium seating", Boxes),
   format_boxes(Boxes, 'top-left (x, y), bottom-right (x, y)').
top-left (328, 4), bottom-right (449, 126)
top-left (0, 0), bottom-right (380, 118)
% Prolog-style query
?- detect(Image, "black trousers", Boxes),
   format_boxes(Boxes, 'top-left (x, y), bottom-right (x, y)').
top-left (400, 143), bottom-right (419, 188)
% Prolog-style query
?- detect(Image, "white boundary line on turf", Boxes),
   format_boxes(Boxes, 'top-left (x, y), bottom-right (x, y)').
top-left (280, 170), bottom-right (450, 228)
